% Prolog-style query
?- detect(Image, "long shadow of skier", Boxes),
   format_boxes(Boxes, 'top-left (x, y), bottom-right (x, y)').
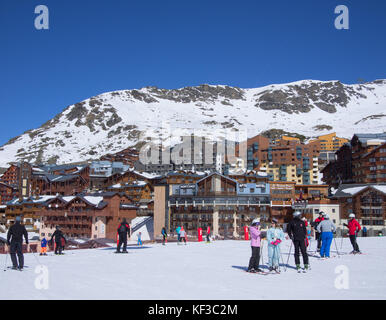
top-left (100, 246), bottom-right (152, 251)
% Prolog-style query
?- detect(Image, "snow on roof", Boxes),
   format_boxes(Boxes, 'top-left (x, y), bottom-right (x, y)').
top-left (340, 186), bottom-right (367, 195)
top-left (373, 185), bottom-right (386, 194)
top-left (111, 183), bottom-right (122, 188)
top-left (83, 196), bottom-right (104, 206)
top-left (62, 196), bottom-right (76, 203)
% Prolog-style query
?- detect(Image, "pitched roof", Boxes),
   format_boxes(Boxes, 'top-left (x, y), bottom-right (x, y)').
top-left (332, 183), bottom-right (386, 197)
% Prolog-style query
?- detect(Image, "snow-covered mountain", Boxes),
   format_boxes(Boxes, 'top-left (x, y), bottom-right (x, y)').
top-left (1, 79), bottom-right (386, 167)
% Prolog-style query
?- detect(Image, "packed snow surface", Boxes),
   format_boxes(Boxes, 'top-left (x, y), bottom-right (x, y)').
top-left (1, 237), bottom-right (385, 300)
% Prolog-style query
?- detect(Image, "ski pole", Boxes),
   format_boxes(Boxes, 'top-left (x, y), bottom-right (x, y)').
top-left (333, 234), bottom-right (340, 258)
top-left (284, 240), bottom-right (293, 272)
top-left (260, 239), bottom-right (264, 266)
top-left (3, 248), bottom-right (8, 271)
top-left (340, 225), bottom-right (344, 250)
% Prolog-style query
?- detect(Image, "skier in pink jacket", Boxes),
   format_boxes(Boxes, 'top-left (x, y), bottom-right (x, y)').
top-left (247, 219), bottom-right (262, 273)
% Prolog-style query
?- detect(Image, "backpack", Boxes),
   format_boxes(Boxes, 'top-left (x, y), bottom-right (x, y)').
top-left (119, 223), bottom-right (127, 233)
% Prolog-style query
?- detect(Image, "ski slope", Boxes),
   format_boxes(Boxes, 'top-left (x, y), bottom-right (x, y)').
top-left (0, 237), bottom-right (385, 300)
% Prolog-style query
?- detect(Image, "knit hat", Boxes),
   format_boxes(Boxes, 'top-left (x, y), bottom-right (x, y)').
top-left (15, 216), bottom-right (21, 222)
top-left (271, 218), bottom-right (278, 224)
top-left (251, 218), bottom-right (260, 226)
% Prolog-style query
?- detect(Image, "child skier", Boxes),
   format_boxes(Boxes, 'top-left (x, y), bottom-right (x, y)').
top-left (161, 227), bottom-right (167, 245)
top-left (176, 226), bottom-right (181, 244)
top-left (179, 227), bottom-right (187, 245)
top-left (137, 232), bottom-right (143, 246)
top-left (267, 218), bottom-right (284, 273)
top-left (247, 219), bottom-right (262, 273)
top-left (316, 214), bottom-right (336, 258)
top-left (40, 237), bottom-right (48, 256)
top-left (343, 213), bottom-right (361, 254)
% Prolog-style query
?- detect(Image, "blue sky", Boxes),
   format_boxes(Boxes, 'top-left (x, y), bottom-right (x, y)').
top-left (0, 0), bottom-right (385, 146)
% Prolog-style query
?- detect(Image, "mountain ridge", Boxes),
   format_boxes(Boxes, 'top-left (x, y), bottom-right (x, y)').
top-left (1, 79), bottom-right (385, 167)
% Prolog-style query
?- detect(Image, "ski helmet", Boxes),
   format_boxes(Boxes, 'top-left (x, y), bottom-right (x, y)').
top-left (349, 213), bottom-right (355, 218)
top-left (324, 214), bottom-right (330, 219)
top-left (293, 211), bottom-right (302, 217)
top-left (271, 218), bottom-right (278, 224)
top-left (251, 218), bottom-right (260, 226)
top-left (319, 211), bottom-right (325, 216)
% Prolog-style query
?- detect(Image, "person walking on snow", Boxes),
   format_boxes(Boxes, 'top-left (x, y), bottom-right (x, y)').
top-left (206, 225), bottom-right (211, 243)
top-left (179, 227), bottom-right (187, 245)
top-left (137, 232), bottom-right (143, 246)
top-left (343, 213), bottom-right (361, 254)
top-left (116, 218), bottom-right (130, 253)
top-left (247, 219), bottom-right (262, 273)
top-left (287, 211), bottom-right (309, 272)
top-left (311, 212), bottom-right (325, 252)
top-left (6, 216), bottom-right (29, 270)
top-left (50, 226), bottom-right (67, 255)
top-left (267, 218), bottom-right (284, 272)
top-left (161, 227), bottom-right (167, 245)
top-left (176, 226), bottom-right (181, 244)
top-left (316, 214), bottom-right (336, 258)
top-left (40, 237), bottom-right (48, 256)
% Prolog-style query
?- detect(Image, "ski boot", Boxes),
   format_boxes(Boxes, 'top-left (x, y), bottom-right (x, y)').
top-left (11, 266), bottom-right (18, 270)
top-left (296, 264), bottom-right (302, 273)
top-left (303, 264), bottom-right (309, 273)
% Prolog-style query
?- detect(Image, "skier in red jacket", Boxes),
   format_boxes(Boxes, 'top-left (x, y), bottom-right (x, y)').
top-left (343, 213), bottom-right (361, 254)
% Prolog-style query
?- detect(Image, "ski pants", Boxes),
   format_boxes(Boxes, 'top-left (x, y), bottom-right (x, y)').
top-left (268, 244), bottom-right (281, 268)
top-left (206, 234), bottom-right (210, 242)
top-left (40, 247), bottom-right (47, 254)
top-left (55, 242), bottom-right (63, 254)
top-left (117, 233), bottom-right (128, 252)
top-left (162, 235), bottom-right (166, 245)
top-left (320, 232), bottom-right (333, 257)
top-left (137, 238), bottom-right (142, 245)
top-left (315, 232), bottom-right (322, 249)
top-left (349, 235), bottom-right (360, 252)
top-left (248, 246), bottom-right (260, 270)
top-left (293, 239), bottom-right (309, 265)
top-left (10, 241), bottom-right (24, 268)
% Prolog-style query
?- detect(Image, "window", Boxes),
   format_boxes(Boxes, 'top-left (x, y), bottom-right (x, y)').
top-left (250, 188), bottom-right (255, 193)
top-left (332, 209), bottom-right (335, 213)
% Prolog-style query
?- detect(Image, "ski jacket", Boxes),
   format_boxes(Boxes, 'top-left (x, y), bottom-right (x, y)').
top-left (286, 217), bottom-right (307, 241)
top-left (267, 227), bottom-right (284, 246)
top-left (51, 230), bottom-right (66, 244)
top-left (176, 227), bottom-right (181, 235)
top-left (317, 219), bottom-right (336, 233)
top-left (207, 226), bottom-right (210, 235)
top-left (346, 219), bottom-right (361, 236)
top-left (179, 230), bottom-right (186, 238)
top-left (161, 228), bottom-right (167, 236)
top-left (7, 222), bottom-right (28, 244)
top-left (117, 222), bottom-right (130, 235)
top-left (249, 226), bottom-right (261, 247)
top-left (41, 238), bottom-right (48, 247)
top-left (312, 217), bottom-right (324, 231)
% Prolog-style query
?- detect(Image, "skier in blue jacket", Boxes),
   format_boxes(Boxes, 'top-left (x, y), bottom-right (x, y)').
top-left (267, 218), bottom-right (284, 272)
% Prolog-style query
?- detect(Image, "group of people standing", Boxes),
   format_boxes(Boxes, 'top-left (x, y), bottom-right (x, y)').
top-left (247, 210), bottom-right (363, 273)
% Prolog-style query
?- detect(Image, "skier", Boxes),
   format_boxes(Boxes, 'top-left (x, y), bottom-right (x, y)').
top-left (50, 226), bottom-right (67, 255)
top-left (116, 218), bottom-right (130, 253)
top-left (40, 237), bottom-right (48, 256)
top-left (267, 218), bottom-right (284, 273)
top-left (6, 216), bottom-right (29, 270)
top-left (137, 232), bottom-right (143, 246)
top-left (206, 225), bottom-right (211, 243)
top-left (343, 213), bottom-right (361, 254)
top-left (287, 211), bottom-right (309, 272)
top-left (179, 227), bottom-right (187, 245)
top-left (247, 219), bottom-right (262, 273)
top-left (161, 227), bottom-right (167, 245)
top-left (316, 214), bottom-right (336, 258)
top-left (176, 226), bottom-right (181, 244)
top-left (311, 212), bottom-right (325, 252)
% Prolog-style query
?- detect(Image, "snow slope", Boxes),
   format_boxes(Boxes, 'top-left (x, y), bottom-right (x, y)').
top-left (0, 237), bottom-right (385, 300)
top-left (0, 80), bottom-right (386, 167)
